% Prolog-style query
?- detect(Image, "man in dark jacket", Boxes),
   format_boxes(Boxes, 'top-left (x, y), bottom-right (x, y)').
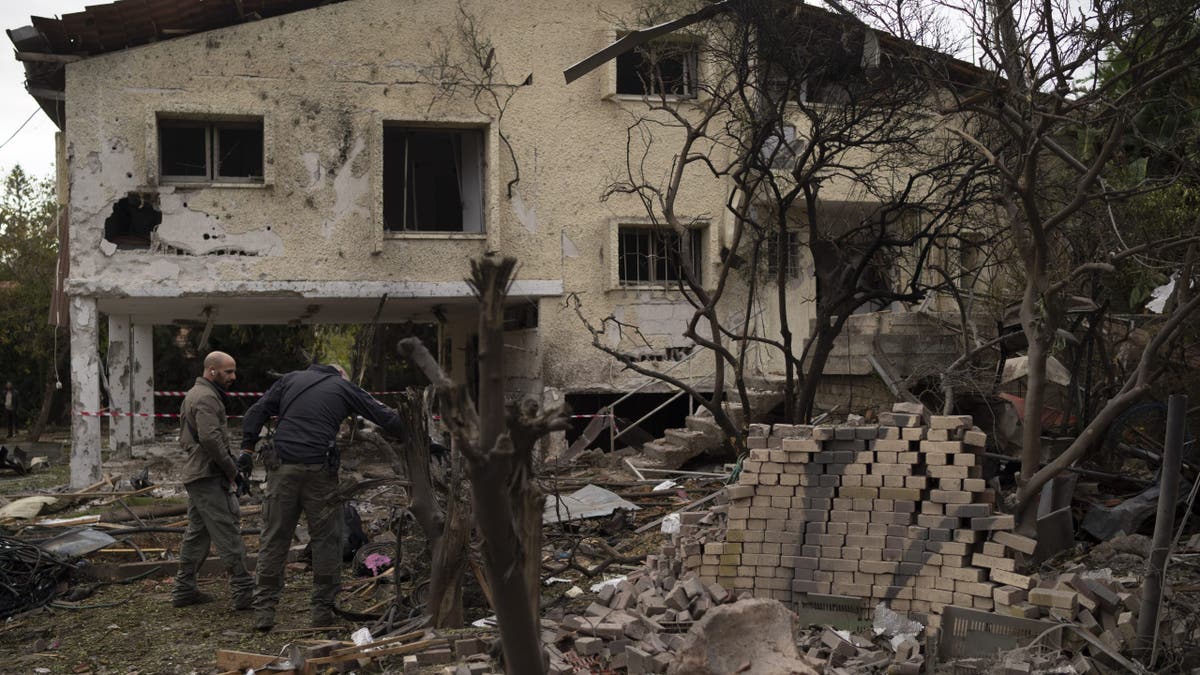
top-left (173, 351), bottom-right (254, 610)
top-left (240, 363), bottom-right (405, 631)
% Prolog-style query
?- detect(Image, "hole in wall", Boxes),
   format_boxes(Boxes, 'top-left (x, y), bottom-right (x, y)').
top-left (103, 193), bottom-right (162, 249)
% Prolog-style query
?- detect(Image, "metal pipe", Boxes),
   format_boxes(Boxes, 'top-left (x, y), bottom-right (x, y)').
top-left (1136, 394), bottom-right (1187, 661)
top-left (612, 389), bottom-right (687, 443)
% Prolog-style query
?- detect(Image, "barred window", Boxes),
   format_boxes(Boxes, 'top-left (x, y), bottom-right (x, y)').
top-left (618, 227), bottom-right (701, 286)
top-left (765, 230), bottom-right (801, 279)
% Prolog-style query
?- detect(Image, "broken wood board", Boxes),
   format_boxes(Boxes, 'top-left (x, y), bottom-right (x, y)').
top-left (305, 637), bottom-right (449, 666)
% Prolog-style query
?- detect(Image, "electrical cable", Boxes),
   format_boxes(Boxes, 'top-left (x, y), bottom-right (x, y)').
top-left (0, 108), bottom-right (39, 153)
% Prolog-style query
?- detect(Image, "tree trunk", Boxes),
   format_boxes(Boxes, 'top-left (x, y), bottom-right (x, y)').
top-left (469, 257), bottom-right (546, 675)
top-left (28, 331), bottom-right (66, 442)
top-left (795, 325), bottom-right (839, 422)
top-left (1018, 322), bottom-right (1051, 486)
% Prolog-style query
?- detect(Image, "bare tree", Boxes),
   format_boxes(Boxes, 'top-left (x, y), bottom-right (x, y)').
top-left (904, 0), bottom-right (1200, 516)
top-left (569, 0), bottom-right (991, 443)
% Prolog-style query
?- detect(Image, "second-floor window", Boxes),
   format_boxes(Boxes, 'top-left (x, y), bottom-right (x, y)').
top-left (619, 226), bottom-right (702, 286)
top-left (159, 118), bottom-right (263, 183)
top-left (616, 39), bottom-right (698, 98)
top-left (383, 127), bottom-right (484, 233)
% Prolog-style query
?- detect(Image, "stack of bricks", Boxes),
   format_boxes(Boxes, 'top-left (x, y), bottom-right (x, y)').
top-left (687, 402), bottom-right (1026, 623)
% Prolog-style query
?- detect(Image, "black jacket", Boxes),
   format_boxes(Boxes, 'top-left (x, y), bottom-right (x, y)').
top-left (241, 365), bottom-right (404, 464)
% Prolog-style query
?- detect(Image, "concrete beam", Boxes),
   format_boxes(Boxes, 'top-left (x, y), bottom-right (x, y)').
top-left (69, 296), bottom-right (102, 488)
top-left (107, 314), bottom-right (133, 460)
top-left (131, 324), bottom-right (155, 442)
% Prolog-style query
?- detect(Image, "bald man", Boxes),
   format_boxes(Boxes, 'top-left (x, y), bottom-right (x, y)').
top-left (172, 351), bottom-right (254, 611)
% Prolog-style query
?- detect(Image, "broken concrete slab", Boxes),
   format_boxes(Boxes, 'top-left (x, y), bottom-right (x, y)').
top-left (666, 598), bottom-right (820, 675)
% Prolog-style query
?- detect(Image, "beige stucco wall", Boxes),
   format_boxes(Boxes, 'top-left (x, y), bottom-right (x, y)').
top-left (58, 0), bottom-right (982, 398)
top-left (58, 0), bottom-right (743, 395)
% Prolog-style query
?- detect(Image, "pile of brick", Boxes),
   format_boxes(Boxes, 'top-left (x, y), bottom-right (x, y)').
top-left (683, 403), bottom-right (1029, 622)
top-left (996, 569), bottom-right (1143, 650)
top-left (546, 546), bottom-right (739, 674)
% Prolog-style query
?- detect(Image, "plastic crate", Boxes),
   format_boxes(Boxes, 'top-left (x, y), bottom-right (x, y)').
top-left (794, 593), bottom-right (872, 632)
top-left (937, 605), bottom-right (1059, 660)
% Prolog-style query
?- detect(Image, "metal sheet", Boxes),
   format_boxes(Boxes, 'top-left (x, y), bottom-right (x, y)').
top-left (38, 527), bottom-right (118, 557)
top-left (543, 484), bottom-right (640, 524)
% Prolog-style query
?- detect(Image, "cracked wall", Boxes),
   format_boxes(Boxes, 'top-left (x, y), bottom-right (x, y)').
top-left (60, 0), bottom-right (839, 397)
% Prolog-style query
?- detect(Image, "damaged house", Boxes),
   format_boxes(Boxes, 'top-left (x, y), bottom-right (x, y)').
top-left (9, 0), bottom-right (993, 487)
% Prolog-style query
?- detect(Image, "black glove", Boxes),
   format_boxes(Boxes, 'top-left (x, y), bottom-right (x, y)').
top-left (235, 472), bottom-right (251, 497)
top-left (236, 451), bottom-right (254, 476)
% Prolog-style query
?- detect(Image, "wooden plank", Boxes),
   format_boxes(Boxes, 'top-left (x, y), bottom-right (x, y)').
top-left (215, 649), bottom-right (279, 670)
top-left (27, 87), bottom-right (66, 101)
top-left (15, 51), bottom-right (84, 63)
top-left (327, 630), bottom-right (425, 657)
top-left (306, 638), bottom-right (448, 666)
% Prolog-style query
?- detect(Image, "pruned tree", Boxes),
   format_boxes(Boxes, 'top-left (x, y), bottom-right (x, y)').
top-left (398, 255), bottom-right (568, 675)
top-left (568, 0), bottom-right (992, 446)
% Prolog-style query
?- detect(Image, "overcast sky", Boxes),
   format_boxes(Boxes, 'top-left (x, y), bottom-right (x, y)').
top-left (0, 1), bottom-right (89, 181)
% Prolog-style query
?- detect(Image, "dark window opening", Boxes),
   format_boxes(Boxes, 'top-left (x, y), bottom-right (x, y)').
top-left (383, 127), bottom-right (484, 233)
top-left (503, 303), bottom-right (539, 331)
top-left (159, 118), bottom-right (263, 182)
top-left (618, 226), bottom-right (702, 286)
top-left (616, 40), bottom-right (698, 97)
top-left (216, 126), bottom-right (264, 179)
top-left (159, 125), bottom-right (207, 177)
top-left (103, 193), bottom-right (162, 249)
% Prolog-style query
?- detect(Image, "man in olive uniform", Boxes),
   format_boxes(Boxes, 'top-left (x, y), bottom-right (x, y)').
top-left (172, 351), bottom-right (254, 610)
top-left (240, 363), bottom-right (406, 631)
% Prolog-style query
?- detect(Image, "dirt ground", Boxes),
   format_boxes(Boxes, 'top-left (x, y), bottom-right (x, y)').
top-left (0, 434), bottom-right (678, 675)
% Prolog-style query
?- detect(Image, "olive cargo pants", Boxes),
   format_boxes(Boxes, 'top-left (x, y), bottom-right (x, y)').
top-left (173, 475), bottom-right (254, 609)
top-left (253, 463), bottom-right (343, 627)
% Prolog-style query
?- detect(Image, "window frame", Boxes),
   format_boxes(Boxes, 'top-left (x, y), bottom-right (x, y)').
top-left (764, 229), bottom-right (802, 281)
top-left (607, 31), bottom-right (703, 101)
top-left (381, 125), bottom-right (487, 235)
top-left (157, 116), bottom-right (265, 185)
top-left (616, 224), bottom-right (704, 288)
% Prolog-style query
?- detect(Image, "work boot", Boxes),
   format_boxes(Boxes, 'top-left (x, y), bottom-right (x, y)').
top-left (311, 609), bottom-right (336, 628)
top-left (253, 612), bottom-right (275, 632)
top-left (172, 591), bottom-right (214, 608)
top-left (231, 592), bottom-right (253, 611)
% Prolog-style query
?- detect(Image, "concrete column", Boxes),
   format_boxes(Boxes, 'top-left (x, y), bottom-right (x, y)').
top-left (107, 314), bottom-right (133, 460)
top-left (131, 323), bottom-right (155, 442)
top-left (69, 296), bottom-right (102, 488)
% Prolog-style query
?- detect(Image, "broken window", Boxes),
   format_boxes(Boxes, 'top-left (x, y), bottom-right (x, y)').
top-left (616, 38), bottom-right (699, 97)
top-left (618, 226), bottom-right (701, 286)
top-left (764, 229), bottom-right (802, 280)
top-left (760, 124), bottom-right (806, 171)
top-left (103, 193), bottom-right (161, 249)
top-left (158, 118), bottom-right (264, 183)
top-left (383, 127), bottom-right (484, 233)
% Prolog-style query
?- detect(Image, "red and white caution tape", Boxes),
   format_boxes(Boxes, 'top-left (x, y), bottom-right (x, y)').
top-left (154, 390), bottom-right (410, 397)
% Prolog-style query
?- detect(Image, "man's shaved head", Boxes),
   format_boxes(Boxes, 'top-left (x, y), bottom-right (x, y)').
top-left (203, 351), bottom-right (237, 388)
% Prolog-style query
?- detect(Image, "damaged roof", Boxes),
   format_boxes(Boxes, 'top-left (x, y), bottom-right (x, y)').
top-left (7, 0), bottom-right (351, 128)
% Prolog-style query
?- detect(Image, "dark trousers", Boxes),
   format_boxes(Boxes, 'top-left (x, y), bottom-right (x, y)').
top-left (174, 475), bottom-right (254, 608)
top-left (253, 463), bottom-right (343, 625)
top-left (5, 409), bottom-right (15, 437)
